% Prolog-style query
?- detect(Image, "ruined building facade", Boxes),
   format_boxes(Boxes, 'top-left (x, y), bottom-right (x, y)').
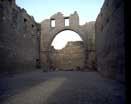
top-left (40, 12), bottom-right (96, 70)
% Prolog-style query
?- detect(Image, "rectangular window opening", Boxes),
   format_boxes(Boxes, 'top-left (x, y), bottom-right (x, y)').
top-left (51, 19), bottom-right (55, 27)
top-left (65, 18), bottom-right (69, 26)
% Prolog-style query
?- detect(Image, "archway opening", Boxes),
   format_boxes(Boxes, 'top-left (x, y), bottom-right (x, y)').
top-left (51, 30), bottom-right (83, 50)
top-left (50, 30), bottom-right (85, 71)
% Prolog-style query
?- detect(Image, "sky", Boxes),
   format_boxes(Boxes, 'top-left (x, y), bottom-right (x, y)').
top-left (16, 0), bottom-right (104, 49)
top-left (16, 0), bottom-right (104, 25)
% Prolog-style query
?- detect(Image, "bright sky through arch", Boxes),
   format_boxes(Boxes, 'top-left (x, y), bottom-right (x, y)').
top-left (51, 30), bottom-right (82, 50)
top-left (16, 0), bottom-right (104, 25)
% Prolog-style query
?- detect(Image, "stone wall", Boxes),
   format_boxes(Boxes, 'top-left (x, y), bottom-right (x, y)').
top-left (50, 41), bottom-right (85, 70)
top-left (95, 0), bottom-right (125, 81)
top-left (81, 22), bottom-right (96, 69)
top-left (0, 0), bottom-right (40, 73)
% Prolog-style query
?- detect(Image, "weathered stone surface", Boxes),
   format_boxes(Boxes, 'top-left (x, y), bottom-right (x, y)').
top-left (50, 41), bottom-right (85, 70)
top-left (0, 0), bottom-right (40, 73)
top-left (95, 0), bottom-right (125, 81)
top-left (40, 12), bottom-right (96, 69)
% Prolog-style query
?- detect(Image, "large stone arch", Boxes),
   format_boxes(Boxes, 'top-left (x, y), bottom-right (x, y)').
top-left (49, 28), bottom-right (87, 49)
top-left (40, 11), bottom-right (96, 70)
top-left (49, 29), bottom-right (87, 70)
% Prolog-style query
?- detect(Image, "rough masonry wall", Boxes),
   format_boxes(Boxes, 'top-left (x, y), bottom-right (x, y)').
top-left (0, 0), bottom-right (40, 73)
top-left (81, 22), bottom-right (96, 69)
top-left (95, 0), bottom-right (125, 81)
top-left (50, 41), bottom-right (85, 70)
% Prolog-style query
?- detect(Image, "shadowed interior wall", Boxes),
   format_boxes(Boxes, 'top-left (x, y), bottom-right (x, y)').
top-left (0, 0), bottom-right (40, 73)
top-left (95, 0), bottom-right (125, 81)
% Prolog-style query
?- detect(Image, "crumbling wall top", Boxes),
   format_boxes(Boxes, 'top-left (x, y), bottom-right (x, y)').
top-left (70, 11), bottom-right (79, 16)
top-left (51, 12), bottom-right (64, 19)
top-left (50, 11), bottom-right (79, 20)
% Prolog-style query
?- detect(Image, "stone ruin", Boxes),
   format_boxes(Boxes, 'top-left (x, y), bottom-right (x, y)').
top-left (0, 0), bottom-right (125, 81)
top-left (40, 11), bottom-right (96, 70)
